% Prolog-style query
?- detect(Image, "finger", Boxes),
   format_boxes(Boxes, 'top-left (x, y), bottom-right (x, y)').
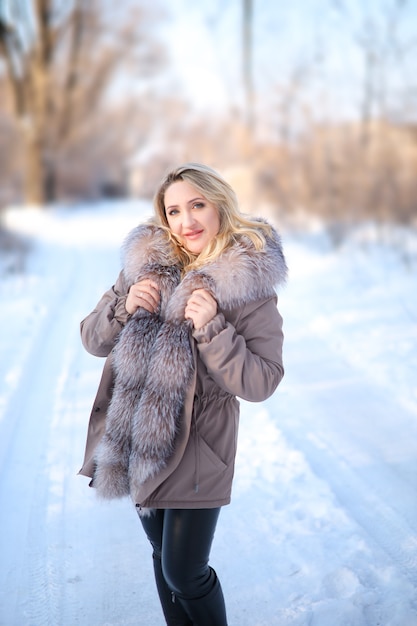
top-left (187, 293), bottom-right (208, 308)
top-left (192, 290), bottom-right (216, 306)
top-left (195, 288), bottom-right (213, 297)
top-left (140, 278), bottom-right (159, 289)
top-left (140, 281), bottom-right (159, 295)
top-left (190, 289), bottom-right (207, 301)
top-left (139, 292), bottom-right (158, 310)
top-left (143, 283), bottom-right (160, 300)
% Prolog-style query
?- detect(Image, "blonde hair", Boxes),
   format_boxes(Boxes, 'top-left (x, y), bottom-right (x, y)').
top-left (152, 162), bottom-right (272, 272)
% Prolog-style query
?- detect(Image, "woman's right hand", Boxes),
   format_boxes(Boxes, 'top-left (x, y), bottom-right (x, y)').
top-left (125, 279), bottom-right (160, 315)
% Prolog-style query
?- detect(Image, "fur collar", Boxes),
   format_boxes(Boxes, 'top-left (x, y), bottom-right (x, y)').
top-left (122, 221), bottom-right (287, 318)
top-left (93, 221), bottom-right (287, 504)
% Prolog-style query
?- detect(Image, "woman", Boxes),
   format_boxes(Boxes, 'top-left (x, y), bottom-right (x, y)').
top-left (79, 163), bottom-right (287, 625)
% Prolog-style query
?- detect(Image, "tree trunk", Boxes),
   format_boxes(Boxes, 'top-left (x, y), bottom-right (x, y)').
top-left (242, 0), bottom-right (254, 134)
top-left (22, 122), bottom-right (55, 205)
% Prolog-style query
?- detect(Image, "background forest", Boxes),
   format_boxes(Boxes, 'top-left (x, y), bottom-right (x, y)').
top-left (0, 0), bottom-right (416, 229)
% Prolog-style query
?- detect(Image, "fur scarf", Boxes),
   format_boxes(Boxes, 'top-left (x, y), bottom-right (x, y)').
top-left (93, 221), bottom-right (287, 503)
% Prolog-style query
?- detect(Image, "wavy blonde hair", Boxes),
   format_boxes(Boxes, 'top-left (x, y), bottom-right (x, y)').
top-left (152, 162), bottom-right (272, 272)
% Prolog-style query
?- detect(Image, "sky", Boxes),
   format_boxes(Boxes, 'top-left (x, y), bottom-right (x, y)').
top-left (161, 0), bottom-right (417, 120)
top-left (1, 0), bottom-right (415, 122)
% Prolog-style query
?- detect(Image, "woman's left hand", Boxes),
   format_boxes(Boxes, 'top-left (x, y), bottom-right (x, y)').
top-left (185, 289), bottom-right (218, 330)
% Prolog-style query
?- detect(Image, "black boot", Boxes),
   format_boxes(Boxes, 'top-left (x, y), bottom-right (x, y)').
top-left (152, 554), bottom-right (193, 626)
top-left (175, 568), bottom-right (228, 626)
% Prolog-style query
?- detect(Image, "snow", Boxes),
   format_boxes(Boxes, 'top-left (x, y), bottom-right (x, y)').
top-left (0, 200), bottom-right (416, 626)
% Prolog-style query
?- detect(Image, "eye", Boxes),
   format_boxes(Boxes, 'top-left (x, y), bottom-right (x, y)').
top-left (166, 208), bottom-right (179, 216)
top-left (193, 202), bottom-right (204, 209)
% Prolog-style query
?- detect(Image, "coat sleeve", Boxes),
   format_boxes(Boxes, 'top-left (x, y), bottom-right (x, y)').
top-left (192, 296), bottom-right (284, 402)
top-left (80, 271), bottom-right (131, 357)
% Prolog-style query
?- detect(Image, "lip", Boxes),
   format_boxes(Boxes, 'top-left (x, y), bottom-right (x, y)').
top-left (183, 230), bottom-right (204, 239)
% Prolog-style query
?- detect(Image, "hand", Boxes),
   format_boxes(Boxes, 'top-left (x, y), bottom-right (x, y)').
top-left (126, 279), bottom-right (160, 315)
top-left (185, 288), bottom-right (217, 330)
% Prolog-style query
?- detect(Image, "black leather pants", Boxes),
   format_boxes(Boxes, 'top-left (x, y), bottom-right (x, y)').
top-left (139, 508), bottom-right (228, 626)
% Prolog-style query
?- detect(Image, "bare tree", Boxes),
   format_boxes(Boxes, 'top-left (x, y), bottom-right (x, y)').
top-left (0, 0), bottom-right (67, 203)
top-left (242, 0), bottom-right (254, 134)
top-left (333, 0), bottom-right (413, 145)
top-left (0, 0), bottom-right (165, 205)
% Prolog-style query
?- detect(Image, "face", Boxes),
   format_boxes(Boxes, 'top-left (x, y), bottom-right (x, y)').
top-left (164, 180), bottom-right (221, 254)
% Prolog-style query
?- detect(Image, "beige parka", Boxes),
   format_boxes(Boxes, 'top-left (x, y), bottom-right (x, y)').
top-left (79, 223), bottom-right (285, 512)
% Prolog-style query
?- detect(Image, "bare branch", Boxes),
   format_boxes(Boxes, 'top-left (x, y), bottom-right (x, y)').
top-left (56, 0), bottom-right (86, 141)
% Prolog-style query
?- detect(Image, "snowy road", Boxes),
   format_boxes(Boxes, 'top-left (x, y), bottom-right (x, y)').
top-left (0, 202), bottom-right (416, 626)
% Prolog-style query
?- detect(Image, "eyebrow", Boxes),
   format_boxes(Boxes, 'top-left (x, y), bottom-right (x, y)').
top-left (166, 197), bottom-right (205, 211)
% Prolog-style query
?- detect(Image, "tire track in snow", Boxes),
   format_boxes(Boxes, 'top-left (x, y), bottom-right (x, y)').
top-left (0, 239), bottom-right (122, 625)
top-left (297, 427), bottom-right (417, 585)
top-left (0, 243), bottom-right (81, 626)
top-left (274, 332), bottom-right (417, 589)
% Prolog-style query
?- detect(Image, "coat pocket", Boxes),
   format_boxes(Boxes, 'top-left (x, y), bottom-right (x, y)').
top-left (199, 436), bottom-right (227, 472)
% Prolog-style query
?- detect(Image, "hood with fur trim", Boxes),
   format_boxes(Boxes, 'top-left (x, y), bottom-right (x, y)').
top-left (93, 221), bottom-right (287, 504)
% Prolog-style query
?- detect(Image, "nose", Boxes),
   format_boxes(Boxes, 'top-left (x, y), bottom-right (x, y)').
top-left (182, 208), bottom-right (196, 229)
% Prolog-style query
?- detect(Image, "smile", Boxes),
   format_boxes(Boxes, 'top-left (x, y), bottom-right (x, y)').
top-left (184, 230), bottom-right (204, 239)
